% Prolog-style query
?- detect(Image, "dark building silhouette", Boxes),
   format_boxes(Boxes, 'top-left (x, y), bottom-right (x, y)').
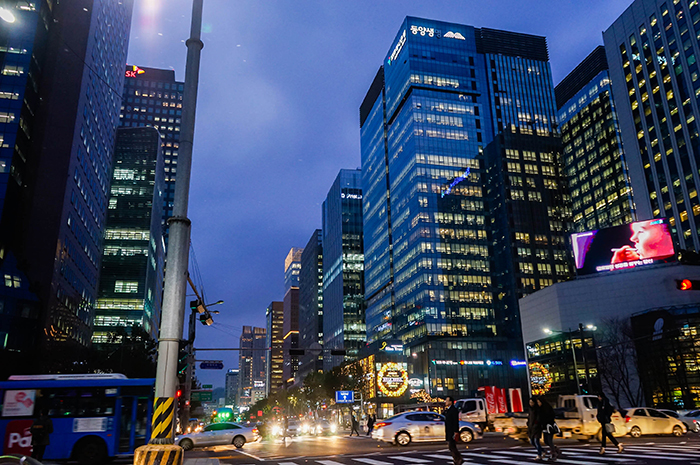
top-left (299, 229), bottom-right (323, 380)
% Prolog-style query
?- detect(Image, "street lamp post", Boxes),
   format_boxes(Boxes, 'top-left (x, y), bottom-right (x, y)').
top-left (150, 0), bottom-right (204, 445)
top-left (544, 325), bottom-right (596, 396)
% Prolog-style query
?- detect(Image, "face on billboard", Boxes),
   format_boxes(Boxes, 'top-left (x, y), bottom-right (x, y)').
top-left (572, 219), bottom-right (676, 275)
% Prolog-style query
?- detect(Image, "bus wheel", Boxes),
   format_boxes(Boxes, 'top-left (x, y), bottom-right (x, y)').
top-left (74, 437), bottom-right (107, 465)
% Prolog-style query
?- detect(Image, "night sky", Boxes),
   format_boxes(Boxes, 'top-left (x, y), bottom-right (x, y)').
top-left (126, 0), bottom-right (632, 389)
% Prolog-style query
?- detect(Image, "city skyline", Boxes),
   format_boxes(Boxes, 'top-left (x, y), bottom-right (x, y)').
top-left (124, 0), bottom-right (633, 387)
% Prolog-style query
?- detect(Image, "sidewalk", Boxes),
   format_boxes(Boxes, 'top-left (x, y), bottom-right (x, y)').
top-left (184, 459), bottom-right (220, 465)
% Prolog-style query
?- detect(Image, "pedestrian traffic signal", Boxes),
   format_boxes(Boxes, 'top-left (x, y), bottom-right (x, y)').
top-left (676, 278), bottom-right (700, 290)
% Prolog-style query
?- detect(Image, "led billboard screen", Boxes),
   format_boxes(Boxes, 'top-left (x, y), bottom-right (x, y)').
top-left (571, 218), bottom-right (676, 276)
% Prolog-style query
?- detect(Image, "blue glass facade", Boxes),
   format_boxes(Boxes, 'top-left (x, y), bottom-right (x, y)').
top-left (361, 17), bottom-right (561, 396)
top-left (0, 1), bottom-right (133, 361)
top-left (323, 169), bottom-right (364, 369)
top-left (604, 0), bottom-right (700, 249)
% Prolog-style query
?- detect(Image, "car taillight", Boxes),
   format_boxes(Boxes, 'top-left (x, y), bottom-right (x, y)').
top-left (252, 428), bottom-right (259, 434)
top-left (625, 416), bottom-right (631, 423)
top-left (375, 422), bottom-right (392, 428)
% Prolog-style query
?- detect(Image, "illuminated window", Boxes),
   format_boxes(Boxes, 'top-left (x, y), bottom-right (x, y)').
top-left (114, 281), bottom-right (139, 293)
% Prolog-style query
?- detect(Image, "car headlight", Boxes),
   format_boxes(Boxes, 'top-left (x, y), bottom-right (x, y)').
top-left (330, 424), bottom-right (337, 433)
top-left (302, 424), bottom-right (309, 432)
top-left (272, 425), bottom-right (281, 435)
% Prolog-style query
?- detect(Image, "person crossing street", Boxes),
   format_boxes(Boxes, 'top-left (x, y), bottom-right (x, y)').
top-left (444, 396), bottom-right (464, 465)
top-left (597, 392), bottom-right (623, 455)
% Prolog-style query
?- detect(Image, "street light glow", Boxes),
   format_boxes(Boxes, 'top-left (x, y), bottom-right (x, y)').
top-left (543, 328), bottom-right (552, 334)
top-left (586, 324), bottom-right (597, 331)
top-left (0, 7), bottom-right (16, 23)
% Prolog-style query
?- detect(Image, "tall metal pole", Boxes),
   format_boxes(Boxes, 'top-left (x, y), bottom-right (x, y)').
top-left (151, 0), bottom-right (204, 445)
top-left (569, 328), bottom-right (581, 395)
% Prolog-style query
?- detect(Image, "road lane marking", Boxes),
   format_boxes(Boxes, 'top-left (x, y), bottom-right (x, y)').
top-left (389, 457), bottom-right (432, 463)
top-left (277, 462), bottom-right (299, 465)
top-left (423, 455), bottom-right (454, 460)
top-left (316, 461), bottom-right (347, 465)
top-left (353, 459), bottom-right (394, 465)
top-left (234, 449), bottom-right (266, 462)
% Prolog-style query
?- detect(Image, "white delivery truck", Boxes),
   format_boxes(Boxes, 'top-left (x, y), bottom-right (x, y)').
top-left (454, 398), bottom-right (489, 431)
top-left (492, 395), bottom-right (628, 441)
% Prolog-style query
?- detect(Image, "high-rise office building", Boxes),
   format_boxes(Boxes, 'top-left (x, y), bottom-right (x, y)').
top-left (282, 286), bottom-right (300, 383)
top-left (298, 229), bottom-right (323, 379)
top-left (238, 326), bottom-right (266, 408)
top-left (485, 132), bottom-right (573, 330)
top-left (322, 170), bottom-right (364, 370)
top-left (555, 46), bottom-right (636, 232)
top-left (0, 1), bottom-right (133, 365)
top-left (119, 66), bottom-right (183, 246)
top-left (284, 247), bottom-right (303, 292)
top-left (604, 0), bottom-right (700, 250)
top-left (361, 17), bottom-right (559, 396)
top-left (92, 127), bottom-right (165, 344)
top-left (265, 301), bottom-right (284, 395)
top-left (225, 368), bottom-right (239, 407)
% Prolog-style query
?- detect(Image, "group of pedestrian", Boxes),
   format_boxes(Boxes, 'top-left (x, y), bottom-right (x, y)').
top-left (527, 392), bottom-right (623, 462)
top-left (527, 396), bottom-right (561, 461)
top-left (349, 413), bottom-right (377, 436)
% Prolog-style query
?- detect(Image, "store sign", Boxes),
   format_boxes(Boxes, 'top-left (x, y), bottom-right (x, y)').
top-left (254, 381), bottom-right (265, 388)
top-left (510, 360), bottom-right (527, 367)
top-left (432, 359), bottom-right (503, 366)
top-left (388, 30), bottom-right (407, 64)
top-left (444, 31), bottom-right (466, 40)
top-left (410, 25), bottom-right (435, 37)
top-left (380, 341), bottom-right (403, 352)
top-left (408, 377), bottom-right (423, 388)
top-left (2, 390), bottom-right (35, 417)
top-left (341, 192), bottom-right (363, 200)
top-left (377, 362), bottom-right (409, 397)
top-left (4, 420), bottom-right (33, 455)
top-left (125, 65), bottom-right (145, 78)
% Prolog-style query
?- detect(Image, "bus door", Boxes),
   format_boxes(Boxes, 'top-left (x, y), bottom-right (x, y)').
top-left (118, 388), bottom-right (153, 453)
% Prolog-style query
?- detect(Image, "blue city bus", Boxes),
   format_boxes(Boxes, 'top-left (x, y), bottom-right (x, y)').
top-left (0, 374), bottom-right (154, 464)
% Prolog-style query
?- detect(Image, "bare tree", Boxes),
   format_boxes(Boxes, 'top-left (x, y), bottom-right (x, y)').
top-left (595, 317), bottom-right (644, 407)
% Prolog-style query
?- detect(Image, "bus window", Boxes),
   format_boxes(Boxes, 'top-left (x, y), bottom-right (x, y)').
top-left (42, 389), bottom-right (116, 417)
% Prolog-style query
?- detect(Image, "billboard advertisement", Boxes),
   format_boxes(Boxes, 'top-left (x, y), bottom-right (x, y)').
top-left (571, 218), bottom-right (676, 276)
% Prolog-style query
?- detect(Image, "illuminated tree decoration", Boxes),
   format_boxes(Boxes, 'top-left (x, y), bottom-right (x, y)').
top-left (529, 362), bottom-right (553, 395)
top-left (377, 362), bottom-right (409, 397)
top-left (410, 389), bottom-right (442, 403)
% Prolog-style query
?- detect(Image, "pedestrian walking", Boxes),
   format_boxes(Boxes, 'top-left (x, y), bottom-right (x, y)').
top-left (527, 397), bottom-right (545, 461)
top-left (536, 398), bottom-right (560, 461)
top-left (350, 413), bottom-right (360, 436)
top-left (30, 409), bottom-right (53, 461)
top-left (597, 392), bottom-right (623, 455)
top-left (366, 414), bottom-right (375, 435)
top-left (444, 396), bottom-right (463, 465)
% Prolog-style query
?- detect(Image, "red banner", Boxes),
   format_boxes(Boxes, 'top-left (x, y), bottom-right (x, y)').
top-left (478, 386), bottom-right (497, 414)
top-left (509, 388), bottom-right (523, 413)
top-left (496, 388), bottom-right (507, 413)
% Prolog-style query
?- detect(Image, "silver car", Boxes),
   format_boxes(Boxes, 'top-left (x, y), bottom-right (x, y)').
top-left (659, 409), bottom-right (700, 433)
top-left (371, 411), bottom-right (482, 446)
top-left (175, 422), bottom-right (259, 449)
top-left (625, 408), bottom-right (687, 437)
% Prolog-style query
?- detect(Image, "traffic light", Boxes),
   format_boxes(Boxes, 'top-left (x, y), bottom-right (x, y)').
top-left (177, 340), bottom-right (190, 380)
top-left (676, 278), bottom-right (700, 290)
top-left (190, 300), bottom-right (204, 313)
top-left (176, 388), bottom-right (182, 398)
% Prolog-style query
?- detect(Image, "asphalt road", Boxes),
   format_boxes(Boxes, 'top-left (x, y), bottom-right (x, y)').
top-left (184, 432), bottom-right (700, 465)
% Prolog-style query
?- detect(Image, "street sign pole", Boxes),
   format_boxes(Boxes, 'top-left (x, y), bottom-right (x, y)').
top-left (150, 0), bottom-right (204, 446)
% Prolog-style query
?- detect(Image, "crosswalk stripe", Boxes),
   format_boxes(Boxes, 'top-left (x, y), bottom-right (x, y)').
top-left (484, 459), bottom-right (537, 465)
top-left (494, 450), bottom-right (604, 464)
top-left (353, 459), bottom-right (394, 465)
top-left (621, 447), bottom-right (700, 458)
top-left (278, 462), bottom-right (299, 465)
top-left (389, 457), bottom-right (432, 463)
top-left (423, 455), bottom-right (455, 460)
top-left (587, 451), bottom-right (691, 461)
top-left (317, 461), bottom-right (346, 465)
top-left (563, 452), bottom-right (634, 462)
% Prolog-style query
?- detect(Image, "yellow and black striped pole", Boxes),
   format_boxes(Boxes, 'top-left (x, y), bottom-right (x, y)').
top-left (151, 397), bottom-right (176, 442)
top-left (133, 444), bottom-right (183, 465)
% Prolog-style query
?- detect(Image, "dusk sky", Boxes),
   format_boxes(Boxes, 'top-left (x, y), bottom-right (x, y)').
top-left (126, 0), bottom-right (632, 388)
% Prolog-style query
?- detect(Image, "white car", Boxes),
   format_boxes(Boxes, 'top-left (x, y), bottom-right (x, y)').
top-left (371, 411), bottom-right (482, 446)
top-left (176, 422), bottom-right (259, 449)
top-left (625, 408), bottom-right (687, 437)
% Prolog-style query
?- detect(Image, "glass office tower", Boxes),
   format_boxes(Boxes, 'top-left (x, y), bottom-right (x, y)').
top-left (361, 17), bottom-right (559, 396)
top-left (604, 0), bottom-right (700, 250)
top-left (239, 326), bottom-right (267, 407)
top-left (323, 169), bottom-right (364, 369)
top-left (0, 1), bottom-right (133, 363)
top-left (265, 301), bottom-right (284, 395)
top-left (556, 46), bottom-right (636, 232)
top-left (120, 66), bottom-right (183, 247)
top-left (92, 127), bottom-right (165, 344)
top-left (299, 229), bottom-right (323, 379)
